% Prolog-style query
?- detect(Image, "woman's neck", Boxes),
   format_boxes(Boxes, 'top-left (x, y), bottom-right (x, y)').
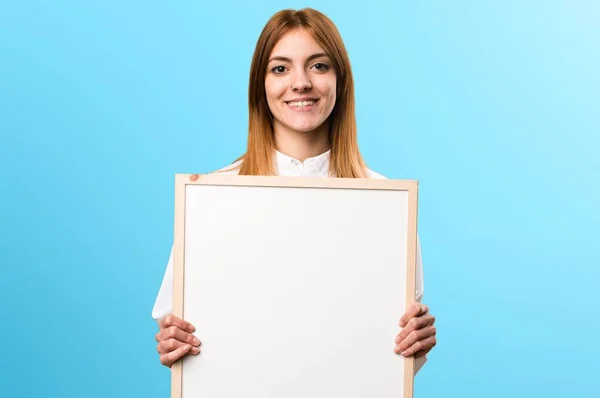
top-left (273, 122), bottom-right (330, 162)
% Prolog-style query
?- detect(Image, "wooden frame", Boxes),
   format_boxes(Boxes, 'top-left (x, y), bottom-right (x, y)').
top-left (171, 174), bottom-right (418, 398)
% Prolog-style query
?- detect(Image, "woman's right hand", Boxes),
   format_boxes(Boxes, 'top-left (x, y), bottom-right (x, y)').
top-left (156, 315), bottom-right (201, 367)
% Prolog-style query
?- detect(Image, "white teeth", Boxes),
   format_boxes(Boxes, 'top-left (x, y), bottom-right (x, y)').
top-left (288, 100), bottom-right (315, 107)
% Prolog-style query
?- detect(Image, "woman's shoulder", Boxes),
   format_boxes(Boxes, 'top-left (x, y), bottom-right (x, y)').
top-left (211, 159), bottom-right (243, 175)
top-left (366, 168), bottom-right (388, 180)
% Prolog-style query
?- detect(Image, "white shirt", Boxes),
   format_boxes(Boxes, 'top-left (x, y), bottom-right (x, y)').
top-left (152, 149), bottom-right (427, 372)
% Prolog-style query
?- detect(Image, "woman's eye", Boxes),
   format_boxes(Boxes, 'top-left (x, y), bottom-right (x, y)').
top-left (313, 63), bottom-right (329, 71)
top-left (271, 66), bottom-right (287, 74)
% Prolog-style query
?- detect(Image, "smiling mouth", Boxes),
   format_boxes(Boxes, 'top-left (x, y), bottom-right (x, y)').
top-left (286, 99), bottom-right (318, 110)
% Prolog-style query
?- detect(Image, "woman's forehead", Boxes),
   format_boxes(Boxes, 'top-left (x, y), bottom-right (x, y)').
top-left (270, 28), bottom-right (328, 59)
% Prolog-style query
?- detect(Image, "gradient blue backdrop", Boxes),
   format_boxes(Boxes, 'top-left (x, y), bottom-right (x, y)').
top-left (1, 1), bottom-right (598, 397)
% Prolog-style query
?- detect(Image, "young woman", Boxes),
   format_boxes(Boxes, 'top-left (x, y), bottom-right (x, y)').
top-left (152, 7), bottom-right (436, 373)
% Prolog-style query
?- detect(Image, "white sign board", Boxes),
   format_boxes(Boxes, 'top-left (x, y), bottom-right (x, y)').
top-left (171, 174), bottom-right (418, 398)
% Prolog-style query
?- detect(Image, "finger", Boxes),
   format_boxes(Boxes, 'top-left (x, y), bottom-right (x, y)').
top-left (409, 336), bottom-right (437, 358)
top-left (399, 303), bottom-right (429, 327)
top-left (160, 344), bottom-right (192, 367)
top-left (158, 338), bottom-right (185, 355)
top-left (414, 345), bottom-right (432, 358)
top-left (158, 338), bottom-right (202, 356)
top-left (396, 313), bottom-right (435, 343)
top-left (159, 326), bottom-right (201, 347)
top-left (395, 325), bottom-right (436, 354)
top-left (159, 315), bottom-right (196, 333)
top-left (395, 328), bottom-right (426, 354)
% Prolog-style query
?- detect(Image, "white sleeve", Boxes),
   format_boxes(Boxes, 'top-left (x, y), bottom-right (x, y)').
top-left (414, 234), bottom-right (427, 374)
top-left (415, 234), bottom-right (424, 303)
top-left (151, 245), bottom-right (174, 322)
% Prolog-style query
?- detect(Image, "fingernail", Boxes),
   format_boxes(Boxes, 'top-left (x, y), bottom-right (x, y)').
top-left (193, 338), bottom-right (201, 346)
top-left (395, 336), bottom-right (401, 344)
top-left (401, 350), bottom-right (409, 357)
top-left (191, 347), bottom-right (200, 354)
top-left (183, 345), bottom-right (191, 351)
top-left (189, 325), bottom-right (196, 332)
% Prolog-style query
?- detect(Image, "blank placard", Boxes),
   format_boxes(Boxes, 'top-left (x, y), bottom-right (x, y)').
top-left (171, 175), bottom-right (418, 398)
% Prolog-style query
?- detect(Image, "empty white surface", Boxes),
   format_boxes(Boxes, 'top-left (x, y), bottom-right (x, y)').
top-left (181, 184), bottom-right (411, 397)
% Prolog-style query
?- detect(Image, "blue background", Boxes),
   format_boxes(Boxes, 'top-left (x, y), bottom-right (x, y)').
top-left (1, 1), bottom-right (599, 397)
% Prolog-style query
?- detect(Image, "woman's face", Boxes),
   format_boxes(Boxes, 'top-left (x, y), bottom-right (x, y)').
top-left (265, 28), bottom-right (337, 136)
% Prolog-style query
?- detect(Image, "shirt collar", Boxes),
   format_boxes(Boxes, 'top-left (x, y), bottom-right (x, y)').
top-left (275, 149), bottom-right (331, 177)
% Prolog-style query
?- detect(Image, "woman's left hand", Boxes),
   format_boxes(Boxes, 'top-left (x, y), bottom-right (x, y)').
top-left (394, 302), bottom-right (436, 357)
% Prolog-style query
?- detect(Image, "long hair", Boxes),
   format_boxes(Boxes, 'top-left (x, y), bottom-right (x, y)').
top-left (238, 8), bottom-right (368, 178)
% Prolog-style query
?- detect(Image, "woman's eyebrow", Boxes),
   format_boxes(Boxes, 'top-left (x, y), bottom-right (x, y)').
top-left (268, 52), bottom-right (330, 63)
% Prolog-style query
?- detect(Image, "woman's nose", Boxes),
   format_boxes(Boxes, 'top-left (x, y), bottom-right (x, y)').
top-left (291, 71), bottom-right (312, 91)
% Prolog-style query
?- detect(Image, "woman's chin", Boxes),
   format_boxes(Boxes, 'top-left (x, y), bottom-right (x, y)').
top-left (286, 121), bottom-right (326, 134)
